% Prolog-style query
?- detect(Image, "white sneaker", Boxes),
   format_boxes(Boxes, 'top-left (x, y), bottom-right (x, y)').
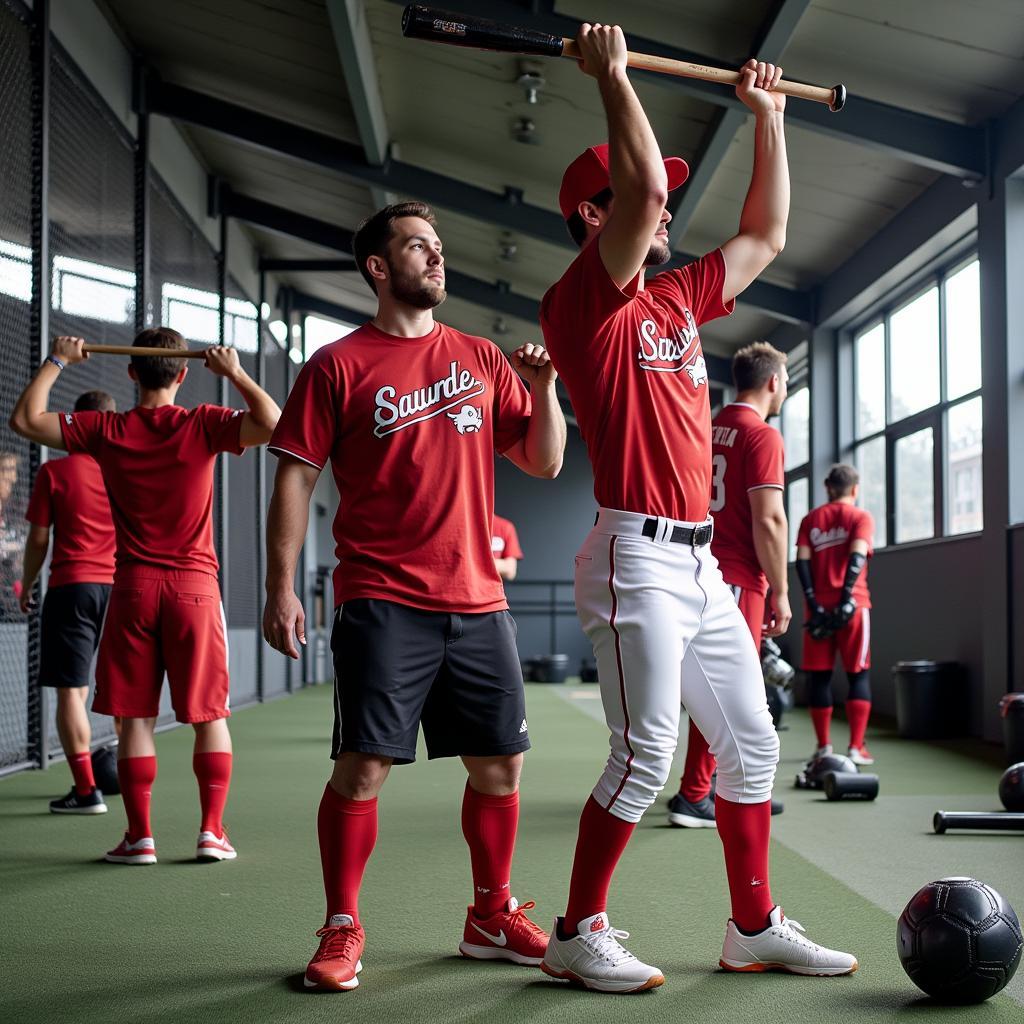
top-left (811, 743), bottom-right (833, 760)
top-left (720, 906), bottom-right (857, 976)
top-left (196, 830), bottom-right (237, 861)
top-left (847, 745), bottom-right (875, 766)
top-left (105, 834), bottom-right (157, 865)
top-left (541, 913), bottom-right (665, 993)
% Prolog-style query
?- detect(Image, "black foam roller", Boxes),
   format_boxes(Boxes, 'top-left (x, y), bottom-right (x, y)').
top-left (933, 811), bottom-right (1024, 833)
top-left (823, 770), bottom-right (878, 801)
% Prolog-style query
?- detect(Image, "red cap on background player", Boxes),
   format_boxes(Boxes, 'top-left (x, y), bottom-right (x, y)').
top-left (558, 143), bottom-right (689, 221)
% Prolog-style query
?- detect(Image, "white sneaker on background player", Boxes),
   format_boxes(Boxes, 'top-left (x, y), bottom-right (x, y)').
top-left (541, 912), bottom-right (665, 993)
top-left (720, 906), bottom-right (857, 975)
top-left (810, 742), bottom-right (833, 760)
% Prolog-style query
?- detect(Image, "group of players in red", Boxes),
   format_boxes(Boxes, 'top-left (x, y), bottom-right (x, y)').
top-left (9, 22), bottom-right (875, 995)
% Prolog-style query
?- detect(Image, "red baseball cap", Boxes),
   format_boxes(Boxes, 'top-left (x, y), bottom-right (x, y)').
top-left (558, 142), bottom-right (689, 221)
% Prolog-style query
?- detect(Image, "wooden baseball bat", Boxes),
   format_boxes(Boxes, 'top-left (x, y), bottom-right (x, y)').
top-left (402, 5), bottom-right (845, 112)
top-left (82, 344), bottom-right (211, 359)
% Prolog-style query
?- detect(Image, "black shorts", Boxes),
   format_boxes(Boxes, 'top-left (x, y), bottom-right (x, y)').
top-left (39, 582), bottom-right (112, 688)
top-left (331, 598), bottom-right (529, 764)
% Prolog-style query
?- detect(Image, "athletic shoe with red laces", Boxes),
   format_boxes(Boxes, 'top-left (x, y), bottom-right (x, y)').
top-left (104, 834), bottom-right (157, 865)
top-left (847, 745), bottom-right (875, 766)
top-left (304, 914), bottom-right (365, 991)
top-left (459, 897), bottom-right (549, 966)
top-left (196, 830), bottom-right (237, 861)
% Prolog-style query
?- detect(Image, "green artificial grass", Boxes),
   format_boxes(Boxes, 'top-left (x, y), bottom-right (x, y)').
top-left (2, 682), bottom-right (1021, 1024)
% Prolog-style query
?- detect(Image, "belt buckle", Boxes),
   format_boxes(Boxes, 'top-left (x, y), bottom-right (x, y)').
top-left (692, 522), bottom-right (713, 547)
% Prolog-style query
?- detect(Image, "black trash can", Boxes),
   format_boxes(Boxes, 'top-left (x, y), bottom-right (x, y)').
top-left (1000, 693), bottom-right (1024, 764)
top-left (893, 661), bottom-right (966, 739)
top-left (534, 654), bottom-right (569, 683)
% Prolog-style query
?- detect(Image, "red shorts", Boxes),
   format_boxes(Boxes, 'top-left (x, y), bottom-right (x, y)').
top-left (93, 567), bottom-right (231, 724)
top-left (726, 583), bottom-right (765, 652)
top-left (801, 607), bottom-right (871, 673)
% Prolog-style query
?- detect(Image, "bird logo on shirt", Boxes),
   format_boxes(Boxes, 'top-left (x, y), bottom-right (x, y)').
top-left (686, 355), bottom-right (708, 389)
top-left (448, 405), bottom-right (484, 434)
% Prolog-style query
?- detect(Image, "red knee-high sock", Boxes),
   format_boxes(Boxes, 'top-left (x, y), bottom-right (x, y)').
top-left (846, 699), bottom-right (871, 750)
top-left (563, 796), bottom-right (637, 933)
top-left (715, 796), bottom-right (774, 932)
top-left (318, 784), bottom-right (378, 927)
top-left (119, 756), bottom-right (157, 841)
top-left (461, 783), bottom-right (520, 917)
top-left (68, 751), bottom-right (96, 796)
top-left (809, 706), bottom-right (833, 747)
top-left (193, 751), bottom-right (232, 835)
top-left (680, 719), bottom-right (716, 802)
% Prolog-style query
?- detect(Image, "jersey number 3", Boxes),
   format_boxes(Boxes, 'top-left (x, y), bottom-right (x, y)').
top-left (710, 453), bottom-right (727, 513)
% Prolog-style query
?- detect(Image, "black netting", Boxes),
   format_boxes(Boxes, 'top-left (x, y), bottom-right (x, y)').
top-left (0, 1), bottom-right (35, 770)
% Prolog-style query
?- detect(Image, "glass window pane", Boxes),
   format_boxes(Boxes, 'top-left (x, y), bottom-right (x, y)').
top-left (781, 387), bottom-right (809, 470)
top-left (945, 260), bottom-right (981, 400)
top-left (854, 437), bottom-right (887, 548)
top-left (895, 427), bottom-right (934, 543)
top-left (890, 287), bottom-right (939, 421)
top-left (946, 397), bottom-right (983, 535)
top-left (787, 476), bottom-right (809, 561)
top-left (855, 323), bottom-right (885, 438)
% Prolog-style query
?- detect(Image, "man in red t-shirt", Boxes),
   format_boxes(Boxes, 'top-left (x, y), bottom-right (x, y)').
top-left (492, 514), bottom-right (524, 581)
top-left (796, 464), bottom-right (875, 765)
top-left (537, 25), bottom-right (854, 992)
top-left (263, 201), bottom-right (566, 992)
top-left (21, 389), bottom-right (118, 815)
top-left (669, 342), bottom-right (791, 828)
top-left (10, 327), bottom-right (280, 865)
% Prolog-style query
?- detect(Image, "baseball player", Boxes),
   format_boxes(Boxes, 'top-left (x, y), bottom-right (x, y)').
top-left (669, 342), bottom-right (791, 828)
top-left (263, 201), bottom-right (566, 992)
top-left (537, 24), bottom-right (856, 991)
top-left (20, 390), bottom-right (118, 814)
top-left (796, 464), bottom-right (875, 765)
top-left (10, 328), bottom-right (280, 865)
top-left (492, 513), bottom-right (524, 581)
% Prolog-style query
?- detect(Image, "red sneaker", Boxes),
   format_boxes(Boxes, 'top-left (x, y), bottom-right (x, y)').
top-left (847, 745), bottom-right (875, 766)
top-left (196, 830), bottom-right (237, 862)
top-left (104, 834), bottom-right (157, 865)
top-left (303, 914), bottom-right (365, 991)
top-left (459, 897), bottom-right (549, 966)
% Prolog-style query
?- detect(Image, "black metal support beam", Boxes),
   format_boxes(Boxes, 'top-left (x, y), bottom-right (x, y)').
top-left (133, 64), bottom-right (151, 333)
top-left (259, 258), bottom-right (357, 273)
top-left (255, 269), bottom-right (267, 704)
top-left (284, 289), bottom-right (370, 327)
top-left (216, 207), bottom-right (230, 606)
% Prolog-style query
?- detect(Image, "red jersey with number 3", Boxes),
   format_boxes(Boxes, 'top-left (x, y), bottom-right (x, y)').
top-left (709, 403), bottom-right (784, 594)
top-left (25, 454), bottom-right (116, 587)
top-left (60, 404), bottom-right (245, 576)
top-left (268, 321), bottom-right (532, 613)
top-left (797, 502), bottom-right (874, 608)
top-left (540, 241), bottom-right (734, 522)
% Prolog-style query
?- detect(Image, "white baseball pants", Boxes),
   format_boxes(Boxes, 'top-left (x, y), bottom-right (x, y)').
top-left (575, 508), bottom-right (779, 822)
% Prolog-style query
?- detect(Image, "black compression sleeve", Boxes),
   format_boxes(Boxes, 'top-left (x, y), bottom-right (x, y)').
top-left (796, 558), bottom-right (815, 603)
top-left (840, 551), bottom-right (867, 603)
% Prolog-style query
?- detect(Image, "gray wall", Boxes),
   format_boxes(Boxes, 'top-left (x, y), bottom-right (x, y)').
top-left (1012, 525), bottom-right (1024, 691)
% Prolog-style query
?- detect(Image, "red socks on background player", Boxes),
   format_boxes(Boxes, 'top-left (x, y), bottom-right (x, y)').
top-left (810, 706), bottom-right (833, 748)
top-left (846, 699), bottom-right (871, 750)
top-left (318, 784), bottom-right (378, 926)
top-left (68, 751), bottom-right (96, 796)
top-left (715, 796), bottom-right (774, 932)
top-left (119, 755), bottom-right (157, 840)
top-left (461, 784), bottom-right (520, 917)
top-left (562, 796), bottom-right (637, 934)
top-left (193, 751), bottom-right (232, 835)
top-left (679, 718), bottom-right (716, 801)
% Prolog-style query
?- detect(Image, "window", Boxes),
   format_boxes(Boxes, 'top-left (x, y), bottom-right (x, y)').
top-left (53, 255), bottom-right (135, 324)
top-left (162, 284), bottom-right (258, 352)
top-left (304, 314), bottom-right (357, 361)
top-left (0, 239), bottom-right (32, 301)
top-left (786, 477), bottom-right (808, 560)
top-left (849, 256), bottom-right (982, 546)
top-left (779, 360), bottom-right (810, 560)
top-left (781, 387), bottom-right (809, 471)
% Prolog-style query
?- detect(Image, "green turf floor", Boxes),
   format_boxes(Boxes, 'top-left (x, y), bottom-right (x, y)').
top-left (2, 682), bottom-right (1022, 1024)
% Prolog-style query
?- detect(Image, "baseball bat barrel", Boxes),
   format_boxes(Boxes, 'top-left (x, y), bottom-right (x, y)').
top-left (82, 344), bottom-right (210, 359)
top-left (401, 5), bottom-right (846, 112)
top-left (933, 811), bottom-right (1024, 834)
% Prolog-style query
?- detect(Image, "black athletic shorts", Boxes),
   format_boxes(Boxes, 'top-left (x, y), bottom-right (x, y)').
top-left (330, 598), bottom-right (530, 764)
top-left (39, 582), bottom-right (111, 688)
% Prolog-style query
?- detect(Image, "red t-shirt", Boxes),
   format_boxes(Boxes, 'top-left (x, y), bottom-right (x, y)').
top-left (60, 404), bottom-right (245, 576)
top-left (492, 515), bottom-right (524, 560)
top-left (797, 501), bottom-right (874, 608)
top-left (540, 241), bottom-right (734, 522)
top-left (268, 321), bottom-right (532, 613)
top-left (25, 454), bottom-right (116, 587)
top-left (709, 404), bottom-right (784, 594)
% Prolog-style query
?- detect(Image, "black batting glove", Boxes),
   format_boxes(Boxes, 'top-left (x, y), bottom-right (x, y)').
top-left (830, 598), bottom-right (857, 630)
top-left (805, 604), bottom-right (832, 641)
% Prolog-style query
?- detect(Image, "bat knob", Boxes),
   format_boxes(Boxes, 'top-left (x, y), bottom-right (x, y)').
top-left (829, 83), bottom-right (846, 113)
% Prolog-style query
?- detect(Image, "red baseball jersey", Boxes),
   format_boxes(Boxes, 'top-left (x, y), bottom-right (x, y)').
top-left (60, 405), bottom-right (245, 576)
top-left (540, 241), bottom-right (733, 522)
top-left (492, 514), bottom-right (524, 560)
top-left (709, 403), bottom-right (785, 594)
top-left (25, 453), bottom-right (116, 587)
top-left (268, 321), bottom-right (532, 613)
top-left (797, 501), bottom-right (874, 608)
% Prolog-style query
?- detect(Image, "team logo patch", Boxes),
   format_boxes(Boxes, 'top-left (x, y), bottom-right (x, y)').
top-left (635, 309), bottom-right (707, 388)
top-left (448, 405), bottom-right (484, 434)
top-left (590, 916), bottom-right (606, 933)
top-left (373, 360), bottom-right (486, 437)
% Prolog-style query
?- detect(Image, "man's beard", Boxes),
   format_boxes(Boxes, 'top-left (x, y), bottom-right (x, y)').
top-left (388, 261), bottom-right (446, 309)
top-left (645, 241), bottom-right (672, 267)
